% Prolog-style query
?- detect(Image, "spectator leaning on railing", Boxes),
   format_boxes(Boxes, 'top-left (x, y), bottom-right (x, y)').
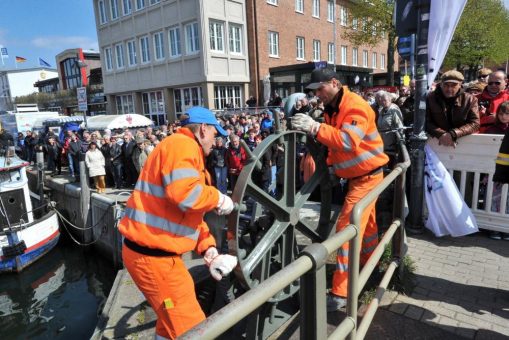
top-left (426, 70), bottom-right (480, 147)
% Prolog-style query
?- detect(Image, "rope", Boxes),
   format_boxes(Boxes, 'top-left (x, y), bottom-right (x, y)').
top-left (49, 201), bottom-right (123, 247)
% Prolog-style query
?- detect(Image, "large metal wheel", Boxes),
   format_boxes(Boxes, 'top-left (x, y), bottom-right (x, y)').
top-left (227, 130), bottom-right (333, 302)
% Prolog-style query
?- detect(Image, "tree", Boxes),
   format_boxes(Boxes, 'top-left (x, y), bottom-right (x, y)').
top-left (342, 0), bottom-right (396, 85)
top-left (443, 0), bottom-right (509, 80)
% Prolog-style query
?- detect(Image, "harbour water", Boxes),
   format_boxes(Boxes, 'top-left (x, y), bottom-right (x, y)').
top-left (0, 238), bottom-right (117, 340)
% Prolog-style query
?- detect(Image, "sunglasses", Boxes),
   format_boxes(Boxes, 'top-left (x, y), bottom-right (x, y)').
top-left (488, 81), bottom-right (502, 85)
top-left (478, 75), bottom-right (488, 79)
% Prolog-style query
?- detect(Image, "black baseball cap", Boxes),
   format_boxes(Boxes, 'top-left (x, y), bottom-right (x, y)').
top-left (306, 68), bottom-right (338, 90)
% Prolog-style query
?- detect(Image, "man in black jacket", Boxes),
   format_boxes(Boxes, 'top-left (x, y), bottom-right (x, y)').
top-left (100, 135), bottom-right (114, 187)
top-left (68, 133), bottom-right (82, 181)
top-left (121, 131), bottom-right (137, 187)
top-left (110, 136), bottom-right (123, 189)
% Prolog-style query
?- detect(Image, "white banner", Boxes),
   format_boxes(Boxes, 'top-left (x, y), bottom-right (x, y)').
top-left (427, 0), bottom-right (467, 87)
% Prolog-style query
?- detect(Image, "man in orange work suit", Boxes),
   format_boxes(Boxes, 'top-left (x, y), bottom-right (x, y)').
top-left (118, 106), bottom-right (238, 339)
top-left (292, 68), bottom-right (389, 312)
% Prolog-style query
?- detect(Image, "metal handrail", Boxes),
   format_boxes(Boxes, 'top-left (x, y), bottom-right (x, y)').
top-left (180, 130), bottom-right (410, 340)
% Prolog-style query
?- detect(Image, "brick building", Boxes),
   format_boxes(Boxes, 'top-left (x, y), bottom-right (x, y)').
top-left (246, 0), bottom-right (395, 104)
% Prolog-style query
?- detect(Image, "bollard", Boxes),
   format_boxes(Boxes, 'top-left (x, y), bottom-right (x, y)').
top-left (79, 159), bottom-right (91, 242)
top-left (36, 151), bottom-right (45, 208)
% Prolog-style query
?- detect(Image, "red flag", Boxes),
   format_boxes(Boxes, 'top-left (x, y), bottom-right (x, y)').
top-left (15, 56), bottom-right (27, 63)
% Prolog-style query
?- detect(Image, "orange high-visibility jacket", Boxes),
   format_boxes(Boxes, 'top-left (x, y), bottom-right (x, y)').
top-left (316, 87), bottom-right (389, 179)
top-left (119, 128), bottom-right (218, 255)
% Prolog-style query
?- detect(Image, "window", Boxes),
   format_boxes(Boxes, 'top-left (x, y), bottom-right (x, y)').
top-left (296, 37), bottom-right (305, 60)
top-left (363, 50), bottom-right (368, 67)
top-left (185, 22), bottom-right (200, 54)
top-left (381, 54), bottom-right (386, 70)
top-left (312, 0), bottom-right (319, 17)
top-left (209, 21), bottom-right (225, 52)
top-left (110, 0), bottom-right (119, 20)
top-left (341, 45), bottom-right (347, 65)
top-left (62, 57), bottom-right (82, 89)
top-left (104, 47), bottom-right (113, 71)
top-left (149, 0), bottom-right (160, 4)
top-left (267, 0), bottom-right (278, 5)
top-left (352, 48), bottom-right (358, 66)
top-left (327, 1), bottom-right (334, 22)
top-left (372, 52), bottom-right (377, 69)
top-left (153, 31), bottom-right (165, 60)
top-left (312, 40), bottom-right (320, 61)
top-left (214, 85), bottom-right (242, 109)
top-left (328, 43), bottom-right (335, 64)
top-left (340, 7), bottom-right (347, 26)
top-left (168, 27), bottom-right (181, 57)
top-left (139, 36), bottom-right (150, 63)
top-left (268, 31), bottom-right (279, 57)
top-left (115, 94), bottom-right (134, 114)
top-left (362, 18), bottom-right (368, 32)
top-left (142, 91), bottom-right (165, 126)
top-left (122, 0), bottom-right (132, 15)
top-left (115, 44), bottom-right (125, 69)
top-left (127, 40), bottom-right (137, 66)
top-left (135, 0), bottom-right (144, 10)
top-left (352, 17), bottom-right (358, 30)
top-left (174, 86), bottom-right (204, 114)
top-left (229, 24), bottom-right (242, 54)
top-left (372, 22), bottom-right (377, 36)
top-left (295, 0), bottom-right (303, 13)
top-left (98, 0), bottom-right (107, 24)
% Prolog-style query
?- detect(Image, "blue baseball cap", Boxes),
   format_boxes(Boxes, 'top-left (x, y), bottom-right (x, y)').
top-left (181, 106), bottom-right (227, 137)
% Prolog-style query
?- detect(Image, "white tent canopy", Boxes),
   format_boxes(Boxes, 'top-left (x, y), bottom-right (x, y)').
top-left (83, 114), bottom-right (154, 131)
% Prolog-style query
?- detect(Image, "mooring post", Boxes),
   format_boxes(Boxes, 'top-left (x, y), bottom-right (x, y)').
top-left (36, 151), bottom-right (45, 209)
top-left (79, 156), bottom-right (91, 242)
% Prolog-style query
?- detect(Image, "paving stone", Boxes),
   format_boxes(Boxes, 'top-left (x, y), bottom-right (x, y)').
top-left (455, 312), bottom-right (493, 330)
top-left (404, 305), bottom-right (424, 320)
top-left (388, 302), bottom-right (408, 314)
top-left (456, 322), bottom-right (477, 339)
top-left (490, 324), bottom-right (509, 337)
top-left (436, 315), bottom-right (459, 330)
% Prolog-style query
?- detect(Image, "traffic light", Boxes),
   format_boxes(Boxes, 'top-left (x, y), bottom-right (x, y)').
top-left (397, 36), bottom-right (413, 60)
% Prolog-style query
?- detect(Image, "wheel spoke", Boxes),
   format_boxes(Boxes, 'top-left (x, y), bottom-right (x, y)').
top-left (282, 133), bottom-right (296, 206)
top-left (295, 219), bottom-right (323, 243)
top-left (245, 182), bottom-right (290, 220)
top-left (241, 221), bottom-right (290, 274)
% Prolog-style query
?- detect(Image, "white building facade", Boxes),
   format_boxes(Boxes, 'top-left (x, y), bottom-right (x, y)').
top-left (0, 68), bottom-right (58, 111)
top-left (93, 0), bottom-right (250, 124)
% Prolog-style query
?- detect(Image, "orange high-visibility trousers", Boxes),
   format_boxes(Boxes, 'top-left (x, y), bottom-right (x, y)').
top-left (331, 171), bottom-right (383, 297)
top-left (122, 244), bottom-right (205, 339)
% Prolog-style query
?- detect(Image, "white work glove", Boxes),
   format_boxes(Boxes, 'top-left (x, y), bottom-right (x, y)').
top-left (291, 113), bottom-right (321, 136)
top-left (203, 246), bottom-right (219, 266)
top-left (209, 254), bottom-right (238, 280)
top-left (216, 192), bottom-right (234, 215)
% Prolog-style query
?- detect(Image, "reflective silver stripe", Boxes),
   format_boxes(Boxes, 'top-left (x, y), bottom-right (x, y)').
top-left (361, 243), bottom-right (378, 255)
top-left (332, 146), bottom-right (384, 170)
top-left (178, 185), bottom-right (203, 212)
top-left (364, 131), bottom-right (380, 141)
top-left (363, 233), bottom-right (378, 244)
top-left (337, 248), bottom-right (349, 257)
top-left (135, 180), bottom-right (166, 198)
top-left (343, 123), bottom-right (365, 140)
top-left (341, 131), bottom-right (353, 152)
top-left (337, 262), bottom-right (348, 272)
top-left (162, 168), bottom-right (200, 187)
top-left (125, 207), bottom-right (199, 240)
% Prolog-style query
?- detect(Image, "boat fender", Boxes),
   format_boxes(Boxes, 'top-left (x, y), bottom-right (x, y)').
top-left (2, 240), bottom-right (27, 257)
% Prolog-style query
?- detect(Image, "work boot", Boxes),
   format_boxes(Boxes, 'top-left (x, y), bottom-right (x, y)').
top-left (327, 293), bottom-right (347, 312)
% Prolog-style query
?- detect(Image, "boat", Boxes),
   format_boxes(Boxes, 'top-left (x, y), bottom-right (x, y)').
top-left (0, 146), bottom-right (60, 273)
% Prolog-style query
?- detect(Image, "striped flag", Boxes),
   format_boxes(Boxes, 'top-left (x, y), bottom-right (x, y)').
top-left (39, 57), bottom-right (51, 67)
top-left (15, 56), bottom-right (27, 63)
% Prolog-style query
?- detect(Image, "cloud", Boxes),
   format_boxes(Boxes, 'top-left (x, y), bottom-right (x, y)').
top-left (31, 35), bottom-right (98, 51)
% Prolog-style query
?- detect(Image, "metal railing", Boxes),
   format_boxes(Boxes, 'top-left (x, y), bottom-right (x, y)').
top-left (180, 131), bottom-right (410, 340)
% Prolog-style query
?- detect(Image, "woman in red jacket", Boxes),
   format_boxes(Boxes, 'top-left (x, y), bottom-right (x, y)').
top-left (225, 134), bottom-right (246, 191)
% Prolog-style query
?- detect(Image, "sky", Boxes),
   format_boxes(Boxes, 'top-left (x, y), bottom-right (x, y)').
top-left (0, 0), bottom-right (98, 70)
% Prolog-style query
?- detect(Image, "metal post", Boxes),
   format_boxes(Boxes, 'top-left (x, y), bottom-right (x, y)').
top-left (406, 0), bottom-right (430, 234)
top-left (79, 156), bottom-right (90, 241)
top-left (300, 265), bottom-right (327, 340)
top-left (346, 223), bottom-right (360, 340)
top-left (36, 151), bottom-right (45, 208)
top-left (410, 33), bottom-right (416, 79)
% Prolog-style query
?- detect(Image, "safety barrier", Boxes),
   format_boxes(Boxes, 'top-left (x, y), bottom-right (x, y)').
top-left (212, 106), bottom-right (283, 117)
top-left (179, 131), bottom-right (411, 340)
top-left (427, 134), bottom-right (509, 234)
